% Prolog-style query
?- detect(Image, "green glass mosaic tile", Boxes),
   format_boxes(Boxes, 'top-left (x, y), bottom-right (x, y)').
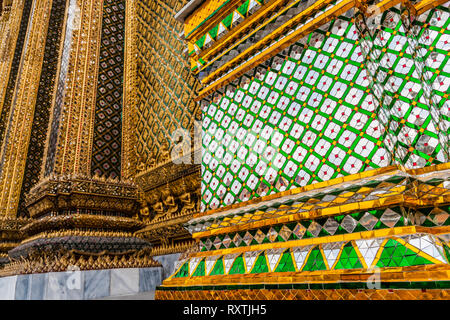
top-left (274, 251), bottom-right (296, 272)
top-left (210, 258), bottom-right (225, 276)
top-left (200, 5), bottom-right (449, 212)
top-left (251, 253), bottom-right (269, 273)
top-left (334, 242), bottom-right (363, 269)
top-left (174, 261), bottom-right (190, 278)
top-left (229, 255), bottom-right (246, 274)
top-left (443, 244), bottom-right (450, 263)
top-left (192, 260), bottom-right (206, 277)
top-left (376, 239), bottom-right (434, 268)
top-left (302, 247), bottom-right (327, 271)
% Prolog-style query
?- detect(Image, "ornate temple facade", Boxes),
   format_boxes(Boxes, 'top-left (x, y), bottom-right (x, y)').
top-left (155, 0), bottom-right (450, 300)
top-left (0, 0), bottom-right (449, 300)
top-left (0, 0), bottom-right (200, 284)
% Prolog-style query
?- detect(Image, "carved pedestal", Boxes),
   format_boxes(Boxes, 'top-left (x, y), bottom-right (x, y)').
top-left (1, 176), bottom-right (160, 276)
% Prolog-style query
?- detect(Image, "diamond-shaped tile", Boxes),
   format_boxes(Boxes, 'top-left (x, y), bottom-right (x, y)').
top-left (233, 233), bottom-right (242, 246)
top-left (428, 207), bottom-right (449, 226)
top-left (222, 234), bottom-right (232, 248)
top-left (254, 229), bottom-right (266, 244)
top-left (323, 217), bottom-right (339, 235)
top-left (341, 215), bottom-right (357, 233)
top-left (213, 236), bottom-right (222, 250)
top-left (359, 212), bottom-right (379, 231)
top-left (307, 221), bottom-right (322, 237)
top-left (243, 231), bottom-right (253, 245)
top-left (380, 208), bottom-right (401, 228)
top-left (279, 225), bottom-right (292, 241)
top-left (293, 223), bottom-right (306, 239)
top-left (267, 227), bottom-right (278, 242)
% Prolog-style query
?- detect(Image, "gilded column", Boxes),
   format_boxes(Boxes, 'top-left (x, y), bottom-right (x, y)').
top-left (122, 0), bottom-right (138, 181)
top-left (0, 0), bottom-right (55, 217)
top-left (1, 0), bottom-right (159, 276)
top-left (0, 0), bottom-right (49, 268)
top-left (0, 0), bottom-right (33, 147)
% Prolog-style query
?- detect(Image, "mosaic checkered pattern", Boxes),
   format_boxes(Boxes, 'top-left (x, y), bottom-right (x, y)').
top-left (201, 6), bottom-right (449, 212)
top-left (201, 15), bottom-right (392, 212)
top-left (356, 5), bottom-right (449, 168)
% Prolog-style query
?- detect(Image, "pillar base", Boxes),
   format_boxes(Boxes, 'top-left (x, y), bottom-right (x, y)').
top-left (0, 267), bottom-right (163, 300)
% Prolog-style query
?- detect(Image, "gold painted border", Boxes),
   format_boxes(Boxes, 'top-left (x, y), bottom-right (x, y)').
top-left (194, 0), bottom-right (449, 100)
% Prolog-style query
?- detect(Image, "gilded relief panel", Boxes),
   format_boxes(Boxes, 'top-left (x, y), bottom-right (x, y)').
top-left (135, 0), bottom-right (201, 171)
top-left (130, 0), bottom-right (203, 250)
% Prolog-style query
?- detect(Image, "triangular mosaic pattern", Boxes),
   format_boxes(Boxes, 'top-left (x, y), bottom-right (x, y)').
top-left (375, 239), bottom-right (435, 268)
top-left (355, 238), bottom-right (384, 268)
top-left (323, 242), bottom-right (343, 269)
top-left (172, 233), bottom-right (449, 278)
top-left (334, 242), bottom-right (363, 269)
top-left (190, 0), bottom-right (266, 56)
top-left (194, 167), bottom-right (450, 239)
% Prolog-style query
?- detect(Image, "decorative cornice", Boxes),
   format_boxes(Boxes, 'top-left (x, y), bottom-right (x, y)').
top-left (136, 161), bottom-right (200, 193)
top-left (0, 216), bottom-right (30, 231)
top-left (1, 248), bottom-right (161, 276)
top-left (136, 214), bottom-right (193, 243)
top-left (21, 214), bottom-right (145, 236)
top-left (150, 240), bottom-right (197, 256)
top-left (25, 176), bottom-right (139, 219)
top-left (26, 175), bottom-right (137, 211)
top-left (134, 148), bottom-right (201, 185)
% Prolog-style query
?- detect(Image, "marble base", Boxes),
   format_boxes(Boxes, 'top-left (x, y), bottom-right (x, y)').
top-left (0, 267), bottom-right (163, 300)
top-left (153, 253), bottom-right (181, 280)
